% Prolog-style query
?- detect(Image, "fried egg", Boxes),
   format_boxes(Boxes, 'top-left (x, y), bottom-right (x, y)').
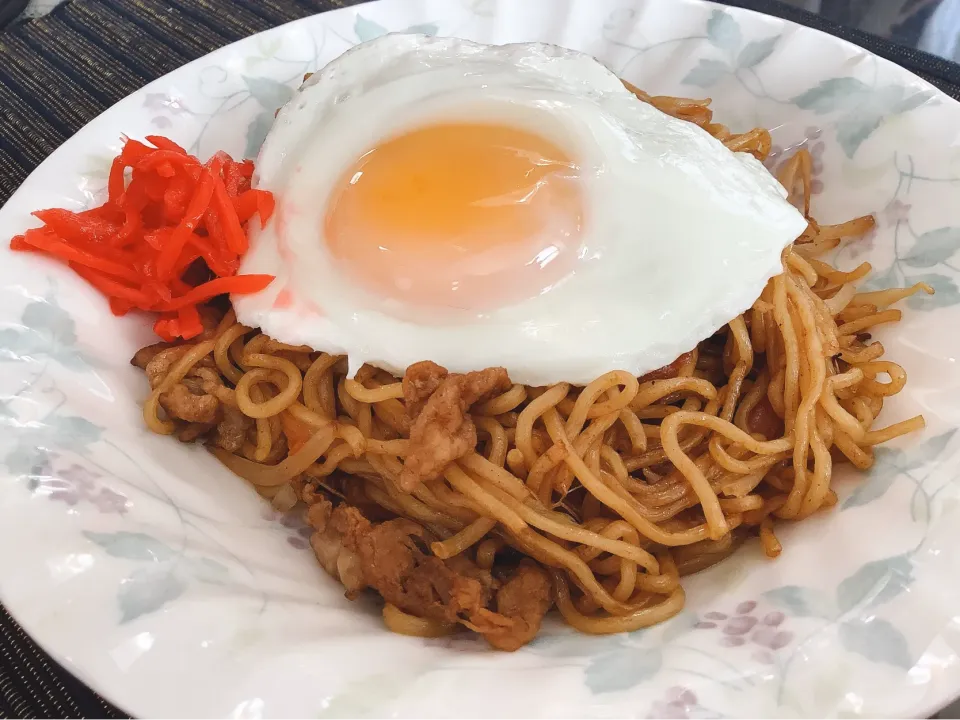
top-left (234, 34), bottom-right (807, 385)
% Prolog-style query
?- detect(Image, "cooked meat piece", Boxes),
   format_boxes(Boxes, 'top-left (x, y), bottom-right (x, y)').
top-left (306, 497), bottom-right (333, 530)
top-left (216, 405), bottom-right (253, 452)
top-left (400, 365), bottom-right (511, 492)
top-left (180, 376), bottom-right (206, 396)
top-left (131, 342), bottom-right (176, 370)
top-left (639, 351), bottom-right (695, 383)
top-left (196, 305), bottom-right (225, 340)
top-left (605, 423), bottom-right (632, 454)
top-left (302, 479), bottom-right (329, 509)
top-left (402, 360), bottom-right (447, 420)
top-left (177, 421), bottom-right (215, 443)
top-left (144, 346), bottom-right (192, 388)
top-left (746, 396), bottom-right (784, 439)
top-left (330, 504), bottom-right (498, 625)
top-left (403, 410), bottom-right (474, 491)
top-left (143, 343), bottom-right (215, 389)
top-left (308, 500), bottom-right (552, 648)
top-left (482, 562), bottom-right (553, 651)
top-left (159, 382), bottom-right (219, 424)
top-left (142, 344), bottom-right (226, 428)
top-left (192, 366), bottom-right (236, 405)
top-left (307, 498), bottom-right (366, 595)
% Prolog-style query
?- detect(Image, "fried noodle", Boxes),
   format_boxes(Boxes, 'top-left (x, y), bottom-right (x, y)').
top-left (135, 87), bottom-right (932, 651)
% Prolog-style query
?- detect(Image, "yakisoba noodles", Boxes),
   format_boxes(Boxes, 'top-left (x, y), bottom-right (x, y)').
top-left (136, 86), bottom-right (932, 649)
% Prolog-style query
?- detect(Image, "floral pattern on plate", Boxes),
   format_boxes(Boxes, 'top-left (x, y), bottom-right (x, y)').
top-left (1, 0), bottom-right (960, 717)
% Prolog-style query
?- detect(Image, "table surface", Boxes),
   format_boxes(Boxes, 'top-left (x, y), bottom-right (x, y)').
top-left (783, 0), bottom-right (960, 61)
top-left (8, 0), bottom-right (960, 61)
top-left (0, 0), bottom-right (960, 720)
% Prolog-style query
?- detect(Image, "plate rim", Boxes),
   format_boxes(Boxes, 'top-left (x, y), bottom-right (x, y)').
top-left (1, 0), bottom-right (960, 717)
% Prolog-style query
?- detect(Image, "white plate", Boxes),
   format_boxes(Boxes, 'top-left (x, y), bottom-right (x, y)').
top-left (2, 0), bottom-right (960, 717)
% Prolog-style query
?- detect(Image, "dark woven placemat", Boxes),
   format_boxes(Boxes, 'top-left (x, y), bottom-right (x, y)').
top-left (1, 0), bottom-right (959, 716)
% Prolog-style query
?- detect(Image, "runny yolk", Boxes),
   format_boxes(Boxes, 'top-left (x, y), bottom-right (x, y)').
top-left (324, 122), bottom-right (583, 311)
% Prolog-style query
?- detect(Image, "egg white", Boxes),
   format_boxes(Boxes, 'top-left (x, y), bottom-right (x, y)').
top-left (234, 34), bottom-right (807, 386)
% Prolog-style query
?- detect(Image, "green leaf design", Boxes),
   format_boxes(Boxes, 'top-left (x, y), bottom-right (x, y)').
top-left (659, 609), bottom-right (698, 642)
top-left (51, 416), bottom-right (102, 451)
top-left (737, 36), bottom-right (779, 68)
top-left (189, 556), bottom-right (230, 584)
top-left (406, 22), bottom-right (438, 36)
top-left (904, 273), bottom-right (960, 309)
top-left (0, 327), bottom-right (41, 362)
top-left (530, 633), bottom-right (623, 657)
top-left (836, 112), bottom-right (884, 158)
top-left (706, 10), bottom-right (741, 52)
top-left (794, 82), bottom-right (934, 157)
top-left (118, 567), bottom-right (186, 623)
top-left (21, 299), bottom-right (76, 347)
top-left (242, 75), bottom-right (294, 110)
top-left (763, 585), bottom-right (834, 618)
top-left (355, 14), bottom-right (387, 42)
top-left (466, 0), bottom-right (495, 17)
top-left (842, 449), bottom-right (902, 510)
top-left (83, 531), bottom-right (175, 562)
top-left (316, 670), bottom-right (422, 718)
top-left (856, 430), bottom-right (954, 476)
top-left (846, 85), bottom-right (934, 157)
top-left (894, 88), bottom-right (936, 114)
top-left (5, 446), bottom-right (48, 477)
top-left (245, 110), bottom-right (274, 160)
top-left (836, 556), bottom-right (913, 613)
top-left (585, 647), bottom-right (662, 694)
top-left (0, 298), bottom-right (97, 369)
top-left (860, 263), bottom-right (898, 293)
top-left (915, 429), bottom-right (956, 458)
top-left (3, 414), bottom-right (102, 477)
top-left (792, 77), bottom-right (872, 113)
top-left (902, 227), bottom-right (960, 268)
top-left (682, 59), bottom-right (729, 88)
top-left (839, 617), bottom-right (912, 669)
top-left (911, 489), bottom-right (929, 523)
top-left (842, 471), bottom-right (896, 511)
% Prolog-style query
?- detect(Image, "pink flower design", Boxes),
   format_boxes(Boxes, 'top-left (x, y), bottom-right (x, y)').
top-left (647, 687), bottom-right (700, 720)
top-left (751, 626), bottom-right (792, 650)
top-left (29, 459), bottom-right (130, 515)
top-left (143, 92), bottom-right (189, 114)
top-left (262, 505), bottom-right (312, 551)
top-left (763, 145), bottom-right (784, 173)
top-left (848, 224), bottom-right (878, 261)
top-left (91, 488), bottom-right (130, 515)
top-left (287, 536), bottom-right (309, 550)
top-left (719, 635), bottom-right (746, 648)
top-left (723, 615), bottom-right (757, 635)
top-left (693, 601), bottom-right (795, 656)
top-left (647, 687), bottom-right (722, 719)
top-left (883, 199), bottom-right (912, 226)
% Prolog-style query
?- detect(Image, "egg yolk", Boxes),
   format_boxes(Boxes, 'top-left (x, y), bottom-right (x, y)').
top-left (324, 122), bottom-right (583, 311)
